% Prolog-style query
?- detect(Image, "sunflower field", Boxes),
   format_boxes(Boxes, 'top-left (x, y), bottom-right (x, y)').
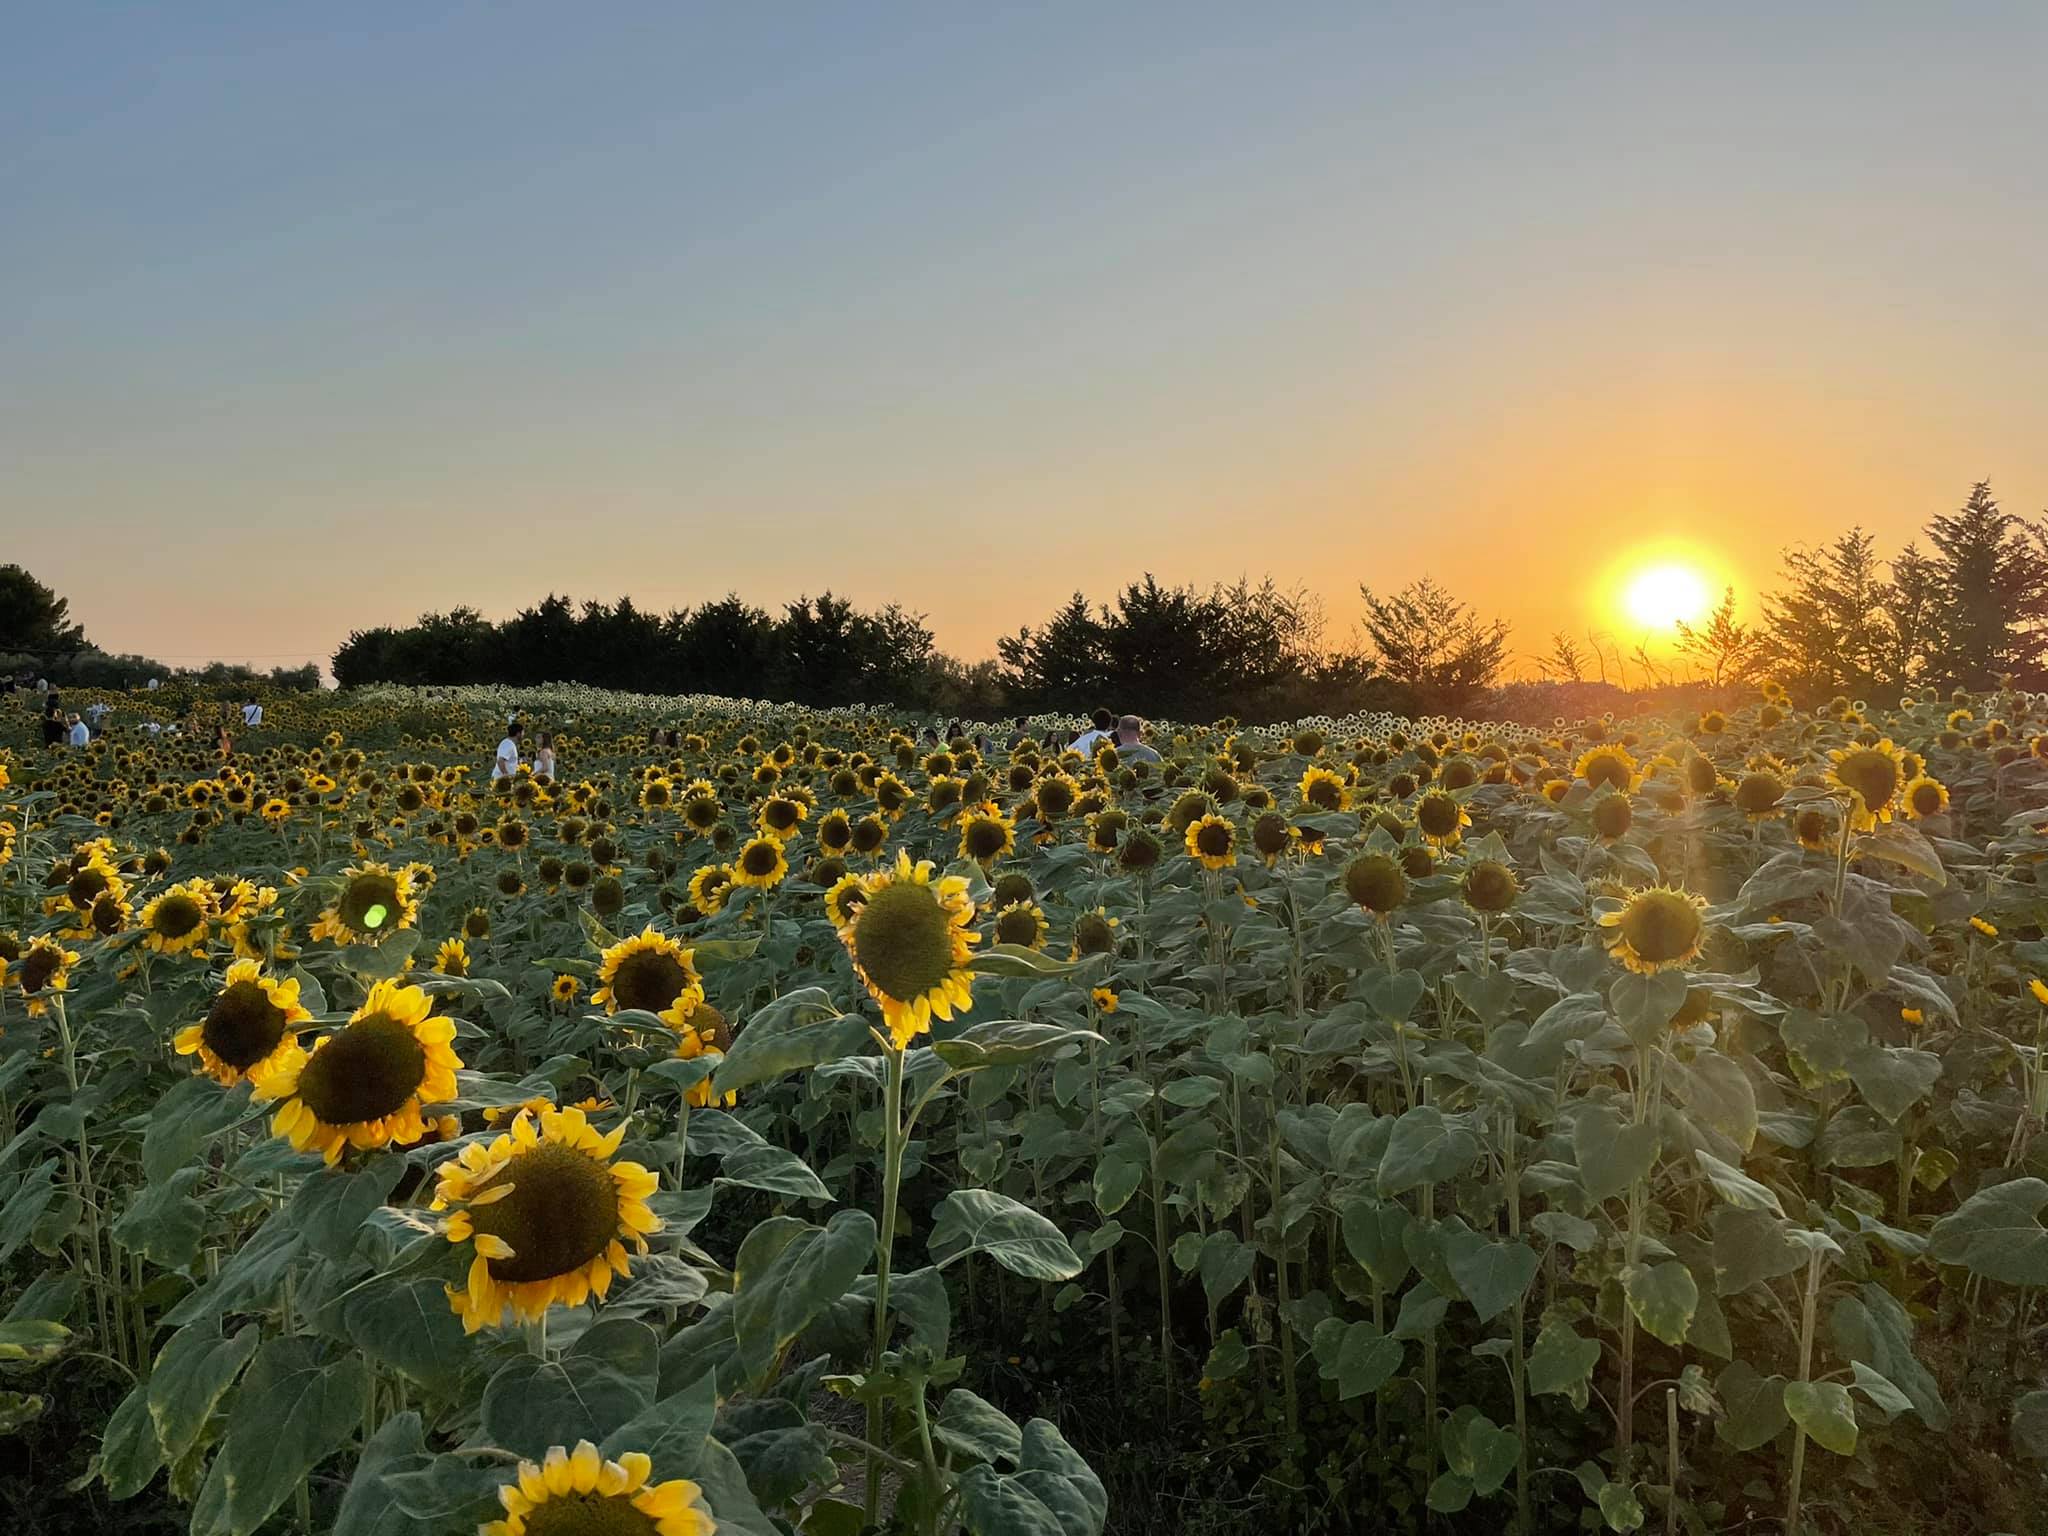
top-left (3, 681), bottom-right (2048, 1535)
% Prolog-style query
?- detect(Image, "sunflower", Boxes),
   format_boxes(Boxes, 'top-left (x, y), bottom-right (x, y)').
top-left (434, 938), bottom-right (471, 977)
top-left (481, 1440), bottom-right (712, 1536)
top-left (139, 878), bottom-right (216, 956)
top-left (1461, 858), bottom-right (1520, 914)
top-left (672, 1003), bottom-right (736, 1109)
top-left (593, 928), bottom-right (704, 1029)
top-left (992, 900), bottom-right (1049, 951)
top-left (1091, 986), bottom-right (1119, 1014)
top-left (1538, 778), bottom-right (1571, 806)
top-left (821, 872), bottom-right (869, 928)
top-left (1341, 853), bottom-right (1408, 917)
top-left (1733, 771), bottom-right (1785, 821)
top-left (1792, 806), bottom-right (1835, 852)
top-left (433, 1107), bottom-right (662, 1333)
top-left (816, 808), bottom-right (855, 854)
top-left (1185, 814), bottom-right (1237, 871)
top-left (14, 937), bottom-right (79, 1017)
top-left (1574, 745), bottom-right (1641, 793)
top-left (552, 974), bottom-right (583, 1006)
top-left (686, 864), bottom-right (733, 914)
top-left (254, 978), bottom-right (461, 1165)
top-left (730, 835), bottom-right (790, 891)
top-left (849, 814), bottom-right (888, 857)
top-left (1599, 887), bottom-right (1709, 975)
top-left (311, 862), bottom-right (421, 946)
top-left (1589, 793), bottom-right (1633, 843)
top-left (175, 959), bottom-right (310, 1086)
top-left (1828, 739), bottom-right (1905, 831)
top-left (1900, 775), bottom-right (1949, 821)
top-left (1413, 791), bottom-right (1470, 847)
top-left (839, 851), bottom-right (978, 1048)
top-left (1297, 765), bottom-right (1349, 813)
top-left (756, 794), bottom-right (806, 842)
top-left (958, 804), bottom-right (1016, 867)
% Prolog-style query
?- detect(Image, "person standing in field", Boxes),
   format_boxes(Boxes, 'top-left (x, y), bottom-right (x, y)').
top-left (66, 712), bottom-right (90, 747)
top-left (533, 731), bottom-right (557, 779)
top-left (1112, 714), bottom-right (1161, 764)
top-left (493, 721), bottom-right (524, 781)
top-left (41, 695), bottom-right (65, 749)
top-left (242, 697), bottom-right (263, 727)
top-left (1070, 707), bottom-right (1115, 759)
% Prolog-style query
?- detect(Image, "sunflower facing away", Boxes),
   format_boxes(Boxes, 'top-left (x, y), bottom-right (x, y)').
top-left (838, 851), bottom-right (978, 1048)
top-left (433, 1106), bottom-right (662, 1333)
top-left (311, 861), bottom-right (421, 946)
top-left (1828, 739), bottom-right (1905, 831)
top-left (1600, 886), bottom-right (1709, 975)
top-left (254, 978), bottom-right (462, 1165)
top-left (482, 1440), bottom-right (713, 1536)
top-left (175, 959), bottom-right (311, 1086)
top-left (593, 928), bottom-right (704, 1029)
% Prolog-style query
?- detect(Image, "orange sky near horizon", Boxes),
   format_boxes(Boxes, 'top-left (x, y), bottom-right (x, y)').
top-left (6, 7), bottom-right (2045, 682)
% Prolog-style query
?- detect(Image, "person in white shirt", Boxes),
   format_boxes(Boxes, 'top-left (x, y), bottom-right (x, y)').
top-left (242, 698), bottom-right (263, 727)
top-left (493, 722), bottom-right (524, 781)
top-left (66, 714), bottom-right (90, 747)
top-left (1068, 707), bottom-right (1115, 760)
top-left (533, 731), bottom-right (557, 779)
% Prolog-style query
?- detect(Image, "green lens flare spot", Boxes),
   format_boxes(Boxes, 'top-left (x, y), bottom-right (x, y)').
top-left (363, 903), bottom-right (389, 929)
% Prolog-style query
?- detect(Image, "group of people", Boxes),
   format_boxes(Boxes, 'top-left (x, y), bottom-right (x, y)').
top-left (24, 688), bottom-right (262, 756)
top-left (492, 721), bottom-right (558, 781)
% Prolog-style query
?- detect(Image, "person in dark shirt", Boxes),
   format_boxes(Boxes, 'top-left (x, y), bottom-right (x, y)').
top-left (41, 695), bottom-right (65, 748)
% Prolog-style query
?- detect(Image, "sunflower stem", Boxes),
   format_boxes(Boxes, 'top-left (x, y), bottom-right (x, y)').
top-left (865, 1042), bottom-right (908, 1528)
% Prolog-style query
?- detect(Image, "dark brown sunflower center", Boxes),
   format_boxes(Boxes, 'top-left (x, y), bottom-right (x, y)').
top-left (1838, 751), bottom-right (1899, 809)
top-left (1908, 782), bottom-right (1944, 814)
top-left (1251, 813), bottom-right (1290, 856)
top-left (964, 820), bottom-right (1009, 860)
top-left (1304, 777), bottom-right (1343, 810)
top-left (740, 842), bottom-right (781, 877)
top-left (611, 950), bottom-right (691, 1013)
top-left (295, 1014), bottom-right (427, 1125)
top-left (68, 868), bottom-right (111, 907)
top-left (202, 981), bottom-right (290, 1069)
top-left (1734, 774), bottom-right (1784, 814)
top-left (1194, 822), bottom-right (1232, 857)
top-left (91, 896), bottom-right (126, 935)
top-left (339, 874), bottom-right (402, 932)
top-left (763, 801), bottom-right (798, 830)
top-left (851, 820), bottom-right (886, 853)
top-left (20, 948), bottom-right (63, 993)
top-left (152, 894), bottom-right (207, 939)
top-left (1463, 861), bottom-right (1520, 913)
top-left (468, 1142), bottom-right (621, 1285)
top-left (853, 882), bottom-right (955, 1001)
top-left (1073, 914), bottom-right (1116, 955)
top-left (1621, 895), bottom-right (1703, 964)
top-left (1416, 796), bottom-right (1461, 838)
top-left (1037, 781), bottom-right (1075, 816)
top-left (995, 907), bottom-right (1042, 946)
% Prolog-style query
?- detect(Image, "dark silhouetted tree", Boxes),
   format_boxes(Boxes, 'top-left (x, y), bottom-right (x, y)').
top-left (1358, 577), bottom-right (1509, 712)
top-left (1919, 481), bottom-right (2048, 687)
top-left (0, 565), bottom-right (89, 656)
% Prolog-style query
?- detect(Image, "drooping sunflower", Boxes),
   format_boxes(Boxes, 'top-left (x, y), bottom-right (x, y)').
top-left (730, 835), bottom-right (789, 891)
top-left (593, 928), bottom-right (704, 1029)
top-left (1733, 771), bottom-right (1785, 821)
top-left (1828, 739), bottom-right (1905, 831)
top-left (1793, 805), bottom-right (1835, 852)
top-left (1297, 765), bottom-right (1349, 813)
top-left (254, 978), bottom-right (461, 1165)
top-left (1599, 886), bottom-right (1709, 975)
top-left (1461, 858), bottom-right (1520, 915)
top-left (957, 804), bottom-right (1016, 867)
top-left (311, 861), bottom-right (421, 946)
top-left (14, 937), bottom-right (79, 1017)
top-left (1589, 792), bottom-right (1633, 843)
top-left (992, 900), bottom-right (1049, 951)
top-left (1185, 814), bottom-right (1237, 871)
top-left (1574, 745), bottom-right (1641, 793)
top-left (838, 850), bottom-right (978, 1048)
top-left (481, 1440), bottom-right (713, 1536)
top-left (175, 959), bottom-right (311, 1086)
top-left (433, 1107), bottom-right (662, 1333)
top-left (1900, 774), bottom-right (1949, 821)
top-left (1341, 853), bottom-right (1407, 918)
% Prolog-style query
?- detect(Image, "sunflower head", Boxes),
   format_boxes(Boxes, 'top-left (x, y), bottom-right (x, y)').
top-left (1185, 814), bottom-right (1237, 871)
top-left (1599, 886), bottom-right (1709, 975)
top-left (434, 938), bottom-right (471, 976)
top-left (1461, 858), bottom-right (1520, 915)
top-left (1733, 771), bottom-right (1785, 820)
top-left (593, 928), bottom-right (704, 1028)
top-left (434, 1108), bottom-right (663, 1334)
top-left (1574, 745), bottom-right (1640, 793)
top-left (1117, 827), bottom-right (1164, 872)
top-left (1341, 853), bottom-right (1408, 916)
top-left (1071, 907), bottom-right (1120, 958)
top-left (731, 835), bottom-right (790, 890)
top-left (482, 1439), bottom-right (712, 1536)
top-left (1589, 793), bottom-right (1633, 843)
top-left (140, 878), bottom-right (215, 956)
top-left (175, 959), bottom-right (311, 1086)
top-left (1828, 740), bottom-right (1904, 830)
top-left (840, 851), bottom-right (978, 1048)
top-left (15, 938), bottom-right (80, 1016)
top-left (1251, 810), bottom-right (1293, 865)
top-left (1414, 791), bottom-right (1470, 846)
top-left (255, 978), bottom-right (461, 1165)
top-left (313, 862), bottom-right (419, 946)
top-left (992, 900), bottom-right (1049, 951)
top-left (686, 864), bottom-right (733, 914)
top-left (1901, 774), bottom-right (1949, 821)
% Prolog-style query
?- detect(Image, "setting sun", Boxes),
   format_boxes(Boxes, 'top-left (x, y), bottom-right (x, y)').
top-left (1622, 563), bottom-right (1711, 631)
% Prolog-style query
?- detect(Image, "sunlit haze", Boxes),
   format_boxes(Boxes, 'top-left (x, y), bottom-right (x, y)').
top-left (5, 5), bottom-right (2045, 679)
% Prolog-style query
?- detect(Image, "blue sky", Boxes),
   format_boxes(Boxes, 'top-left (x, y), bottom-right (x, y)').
top-left (4, 4), bottom-right (2044, 673)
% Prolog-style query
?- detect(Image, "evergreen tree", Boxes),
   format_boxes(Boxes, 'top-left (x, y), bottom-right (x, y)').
top-left (1920, 481), bottom-right (2048, 687)
top-left (1358, 577), bottom-right (1509, 712)
top-left (1756, 530), bottom-right (1902, 701)
top-left (0, 565), bottom-right (89, 657)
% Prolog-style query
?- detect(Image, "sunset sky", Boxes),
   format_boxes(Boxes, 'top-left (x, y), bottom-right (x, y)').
top-left (5, 5), bottom-right (2045, 679)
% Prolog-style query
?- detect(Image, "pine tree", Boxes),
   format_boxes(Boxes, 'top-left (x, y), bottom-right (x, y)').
top-left (1358, 577), bottom-right (1509, 711)
top-left (1756, 530), bottom-right (1902, 701)
top-left (1920, 481), bottom-right (2048, 687)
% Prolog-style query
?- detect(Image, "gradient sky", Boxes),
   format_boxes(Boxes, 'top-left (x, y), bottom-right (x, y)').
top-left (5, 4), bottom-right (2045, 679)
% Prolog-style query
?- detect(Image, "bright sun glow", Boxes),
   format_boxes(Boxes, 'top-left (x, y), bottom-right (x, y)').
top-left (1623, 563), bottom-right (1710, 630)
